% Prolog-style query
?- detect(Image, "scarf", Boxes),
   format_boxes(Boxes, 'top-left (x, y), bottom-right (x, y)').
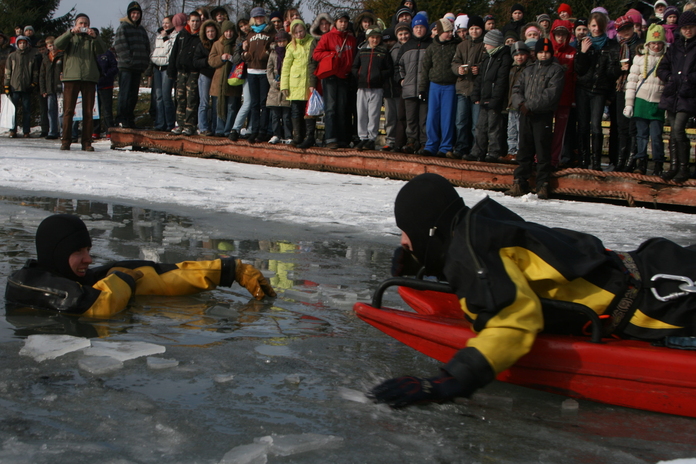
top-left (487, 45), bottom-right (503, 56)
top-left (217, 34), bottom-right (236, 119)
top-left (664, 23), bottom-right (678, 43)
top-left (275, 45), bottom-right (286, 76)
top-left (617, 33), bottom-right (639, 90)
top-left (251, 23), bottom-right (266, 33)
top-left (590, 33), bottom-right (607, 50)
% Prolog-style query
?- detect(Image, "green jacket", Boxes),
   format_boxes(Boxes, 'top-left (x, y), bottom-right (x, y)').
top-left (4, 47), bottom-right (39, 91)
top-left (280, 34), bottom-right (317, 101)
top-left (54, 31), bottom-right (106, 83)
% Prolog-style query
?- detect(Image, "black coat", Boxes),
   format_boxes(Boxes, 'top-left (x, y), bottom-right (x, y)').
top-left (658, 35), bottom-right (696, 114)
top-left (168, 29), bottom-right (201, 78)
top-left (472, 45), bottom-right (512, 112)
top-left (574, 38), bottom-right (621, 96)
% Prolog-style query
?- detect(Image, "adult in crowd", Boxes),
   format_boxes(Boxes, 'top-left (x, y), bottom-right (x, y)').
top-left (151, 15), bottom-right (177, 132)
top-left (194, 19), bottom-right (220, 136)
top-left (53, 14), bottom-right (106, 151)
top-left (114, 1), bottom-right (150, 129)
top-left (39, 36), bottom-right (63, 140)
top-left (208, 20), bottom-right (240, 137)
top-left (3, 35), bottom-right (38, 138)
top-left (168, 11), bottom-right (202, 136)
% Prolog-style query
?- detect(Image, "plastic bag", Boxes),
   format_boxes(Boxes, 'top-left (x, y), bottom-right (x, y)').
top-left (228, 62), bottom-right (246, 86)
top-left (306, 89), bottom-right (323, 117)
top-left (0, 94), bottom-right (15, 129)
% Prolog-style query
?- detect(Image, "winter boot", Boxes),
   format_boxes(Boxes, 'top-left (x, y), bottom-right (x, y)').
top-left (536, 182), bottom-right (549, 200)
top-left (504, 180), bottom-right (530, 197)
top-left (624, 153), bottom-right (637, 173)
top-left (662, 138), bottom-right (682, 181)
top-left (651, 161), bottom-right (664, 177)
top-left (633, 157), bottom-right (647, 175)
top-left (289, 118), bottom-right (304, 146)
top-left (298, 118), bottom-right (316, 149)
top-left (674, 141), bottom-right (691, 183)
top-left (590, 133), bottom-right (603, 171)
top-left (615, 141), bottom-right (630, 172)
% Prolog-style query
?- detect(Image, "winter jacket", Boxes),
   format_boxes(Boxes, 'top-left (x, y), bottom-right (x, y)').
top-left (616, 33), bottom-right (644, 92)
top-left (243, 23), bottom-right (275, 71)
top-left (194, 23), bottom-right (219, 79)
top-left (658, 35), bottom-right (696, 114)
top-left (352, 44), bottom-right (393, 89)
top-left (418, 35), bottom-right (458, 93)
top-left (151, 28), bottom-right (176, 68)
top-left (97, 49), bottom-right (119, 90)
top-left (507, 60), bottom-right (529, 110)
top-left (312, 27), bottom-right (357, 80)
top-left (440, 196), bottom-right (696, 398)
top-left (451, 35), bottom-right (486, 97)
top-left (266, 48), bottom-right (290, 107)
top-left (501, 20), bottom-right (524, 37)
top-left (396, 34), bottom-right (432, 99)
top-left (168, 27), bottom-right (201, 79)
top-left (39, 51), bottom-right (63, 95)
top-left (310, 13), bottom-right (333, 40)
top-left (550, 20), bottom-right (577, 107)
top-left (574, 37), bottom-right (621, 96)
top-left (626, 46), bottom-right (666, 120)
top-left (3, 47), bottom-right (39, 91)
top-left (208, 37), bottom-right (242, 98)
top-left (383, 42), bottom-right (403, 99)
top-left (5, 258), bottom-right (235, 318)
top-left (472, 45), bottom-right (513, 112)
top-left (280, 35), bottom-right (317, 101)
top-left (114, 16), bottom-right (150, 72)
top-left (53, 30), bottom-right (106, 83)
top-left (511, 57), bottom-right (565, 113)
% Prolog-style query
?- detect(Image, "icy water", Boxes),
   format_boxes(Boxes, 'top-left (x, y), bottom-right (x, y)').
top-left (0, 192), bottom-right (694, 464)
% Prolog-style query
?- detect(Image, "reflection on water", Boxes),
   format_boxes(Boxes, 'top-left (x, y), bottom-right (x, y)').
top-left (0, 194), bottom-right (394, 343)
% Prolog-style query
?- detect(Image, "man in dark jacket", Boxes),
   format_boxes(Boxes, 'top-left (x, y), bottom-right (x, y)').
top-left (114, 1), bottom-right (150, 129)
top-left (507, 38), bottom-right (565, 199)
top-left (370, 173), bottom-right (696, 409)
top-left (312, 11), bottom-right (357, 148)
top-left (168, 11), bottom-right (202, 136)
top-left (6, 215), bottom-right (275, 318)
top-left (469, 29), bottom-right (512, 162)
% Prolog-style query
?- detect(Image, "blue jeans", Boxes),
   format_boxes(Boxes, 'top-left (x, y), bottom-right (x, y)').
top-left (322, 75), bottom-right (350, 145)
top-left (232, 80), bottom-right (252, 132)
top-left (635, 117), bottom-right (665, 161)
top-left (197, 74), bottom-right (214, 133)
top-left (11, 91), bottom-right (32, 134)
top-left (455, 94), bottom-right (476, 155)
top-left (46, 93), bottom-right (60, 137)
top-left (116, 70), bottom-right (141, 127)
top-left (576, 87), bottom-right (606, 154)
top-left (425, 82), bottom-right (456, 153)
top-left (153, 68), bottom-right (175, 131)
top-left (246, 73), bottom-right (270, 136)
top-left (212, 95), bottom-right (240, 136)
top-left (507, 110), bottom-right (520, 154)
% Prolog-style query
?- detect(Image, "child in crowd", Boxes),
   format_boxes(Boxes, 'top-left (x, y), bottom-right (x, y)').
top-left (506, 41), bottom-right (531, 160)
top-left (266, 30), bottom-right (291, 144)
top-left (502, 4), bottom-right (525, 37)
top-left (39, 36), bottom-right (63, 140)
top-left (663, 6), bottom-right (680, 43)
top-left (550, 20), bottom-right (576, 167)
top-left (624, 24), bottom-right (667, 175)
top-left (558, 3), bottom-right (572, 21)
top-left (4, 35), bottom-right (38, 138)
top-left (352, 27), bottom-right (393, 151)
top-left (380, 27), bottom-right (402, 151)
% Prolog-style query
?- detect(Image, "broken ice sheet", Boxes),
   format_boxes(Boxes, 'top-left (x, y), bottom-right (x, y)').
top-left (82, 340), bottom-right (165, 361)
top-left (213, 374), bottom-right (235, 383)
top-left (78, 356), bottom-right (123, 375)
top-left (19, 334), bottom-right (91, 362)
top-left (337, 387), bottom-right (370, 404)
top-left (146, 357), bottom-right (179, 369)
top-left (218, 442), bottom-right (269, 464)
top-left (256, 433), bottom-right (344, 456)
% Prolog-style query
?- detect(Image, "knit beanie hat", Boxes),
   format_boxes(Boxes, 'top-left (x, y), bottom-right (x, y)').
top-left (654, 0), bottom-right (668, 10)
top-left (335, 11), bottom-right (350, 22)
top-left (396, 7), bottom-right (413, 19)
top-left (504, 29), bottom-right (519, 42)
top-left (467, 14), bottom-right (485, 31)
top-left (436, 18), bottom-right (454, 34)
top-left (172, 13), bottom-right (187, 31)
top-left (15, 35), bottom-right (29, 44)
top-left (483, 29), bottom-right (504, 47)
top-left (36, 214), bottom-right (92, 281)
top-left (382, 27), bottom-right (395, 41)
top-left (664, 6), bottom-right (680, 20)
top-left (511, 3), bottom-right (525, 14)
top-left (366, 26), bottom-right (382, 37)
top-left (127, 1), bottom-right (142, 13)
top-left (23, 26), bottom-right (34, 33)
top-left (394, 174), bottom-right (466, 276)
top-left (220, 20), bottom-right (235, 35)
top-left (412, 13), bottom-right (428, 29)
top-left (444, 12), bottom-right (456, 23)
top-left (614, 15), bottom-right (634, 31)
top-left (275, 29), bottom-right (290, 41)
top-left (575, 18), bottom-right (588, 29)
top-left (395, 21), bottom-right (412, 34)
top-left (646, 23), bottom-right (666, 43)
top-left (558, 3), bottom-right (572, 16)
top-left (678, 10), bottom-right (696, 27)
top-left (454, 14), bottom-right (469, 30)
top-left (250, 7), bottom-right (266, 18)
top-left (537, 14), bottom-right (551, 24)
top-left (510, 40), bottom-right (530, 56)
top-left (535, 37), bottom-right (553, 53)
top-left (269, 11), bottom-right (282, 21)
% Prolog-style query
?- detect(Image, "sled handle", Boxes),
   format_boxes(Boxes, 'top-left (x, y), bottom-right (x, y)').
top-left (370, 277), bottom-right (603, 343)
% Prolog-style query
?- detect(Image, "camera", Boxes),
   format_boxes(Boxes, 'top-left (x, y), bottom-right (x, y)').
top-left (80, 27), bottom-right (89, 33)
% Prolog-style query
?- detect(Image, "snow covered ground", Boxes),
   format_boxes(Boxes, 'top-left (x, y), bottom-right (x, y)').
top-left (0, 135), bottom-right (695, 463)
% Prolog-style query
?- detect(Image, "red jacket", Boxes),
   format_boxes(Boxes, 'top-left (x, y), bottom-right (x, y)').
top-left (551, 20), bottom-right (577, 108)
top-left (312, 28), bottom-right (356, 79)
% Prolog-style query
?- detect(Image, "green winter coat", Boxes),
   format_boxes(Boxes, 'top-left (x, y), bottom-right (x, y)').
top-left (4, 47), bottom-right (39, 91)
top-left (280, 31), bottom-right (317, 101)
top-left (54, 31), bottom-right (106, 83)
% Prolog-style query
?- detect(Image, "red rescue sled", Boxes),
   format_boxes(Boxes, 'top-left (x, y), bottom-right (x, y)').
top-left (353, 278), bottom-right (696, 417)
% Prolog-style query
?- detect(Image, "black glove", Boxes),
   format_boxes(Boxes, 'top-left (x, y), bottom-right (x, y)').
top-left (368, 372), bottom-right (466, 408)
top-left (391, 246), bottom-right (422, 277)
top-left (418, 93), bottom-right (427, 102)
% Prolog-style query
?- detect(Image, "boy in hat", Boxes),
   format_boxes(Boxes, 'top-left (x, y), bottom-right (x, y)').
top-left (469, 29), bottom-right (512, 162)
top-left (3, 34), bottom-right (38, 138)
top-left (505, 41), bottom-right (531, 161)
top-left (506, 37), bottom-right (565, 199)
top-left (502, 4), bottom-right (525, 36)
top-left (352, 27), bottom-right (393, 150)
top-left (558, 3), bottom-right (572, 21)
top-left (6, 215), bottom-right (275, 317)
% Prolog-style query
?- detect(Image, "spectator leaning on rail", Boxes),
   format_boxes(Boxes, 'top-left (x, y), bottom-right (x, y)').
top-left (53, 14), bottom-right (106, 152)
top-left (114, 1), bottom-right (150, 129)
top-left (5, 214), bottom-right (276, 318)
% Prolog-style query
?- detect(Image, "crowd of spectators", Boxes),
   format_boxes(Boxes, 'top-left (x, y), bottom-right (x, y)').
top-left (2, 1), bottom-right (696, 194)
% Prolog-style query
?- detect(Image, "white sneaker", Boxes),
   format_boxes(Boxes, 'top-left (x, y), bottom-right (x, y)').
top-left (282, 138), bottom-right (293, 144)
top-left (269, 136), bottom-right (281, 144)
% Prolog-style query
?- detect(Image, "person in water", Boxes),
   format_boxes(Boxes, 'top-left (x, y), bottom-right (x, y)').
top-left (5, 214), bottom-right (276, 317)
top-left (370, 173), bottom-right (696, 408)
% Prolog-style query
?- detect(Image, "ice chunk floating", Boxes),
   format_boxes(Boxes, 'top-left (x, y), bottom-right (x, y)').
top-left (19, 334), bottom-right (91, 362)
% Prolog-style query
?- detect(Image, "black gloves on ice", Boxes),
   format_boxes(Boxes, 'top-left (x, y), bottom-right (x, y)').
top-left (368, 372), bottom-right (466, 408)
top-left (390, 246), bottom-right (422, 277)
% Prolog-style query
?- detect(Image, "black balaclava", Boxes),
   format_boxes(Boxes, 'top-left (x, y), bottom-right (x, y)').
top-left (36, 214), bottom-right (92, 281)
top-left (394, 174), bottom-right (467, 277)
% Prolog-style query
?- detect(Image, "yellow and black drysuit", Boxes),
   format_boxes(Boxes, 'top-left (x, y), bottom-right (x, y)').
top-left (442, 197), bottom-right (696, 394)
top-left (5, 258), bottom-right (237, 318)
